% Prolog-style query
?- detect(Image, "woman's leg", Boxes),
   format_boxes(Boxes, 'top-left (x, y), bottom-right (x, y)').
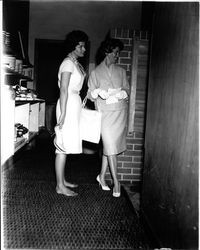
top-left (108, 154), bottom-right (120, 193)
top-left (63, 180), bottom-right (78, 188)
top-left (99, 155), bottom-right (108, 185)
top-left (55, 153), bottom-right (77, 196)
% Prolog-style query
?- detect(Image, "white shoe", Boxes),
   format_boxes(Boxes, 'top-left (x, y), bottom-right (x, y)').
top-left (96, 175), bottom-right (110, 191)
top-left (113, 183), bottom-right (121, 197)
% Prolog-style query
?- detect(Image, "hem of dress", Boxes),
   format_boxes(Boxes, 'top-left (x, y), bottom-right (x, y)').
top-left (55, 150), bottom-right (83, 154)
top-left (103, 148), bottom-right (126, 156)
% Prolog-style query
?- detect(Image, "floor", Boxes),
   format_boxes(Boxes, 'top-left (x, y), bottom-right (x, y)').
top-left (2, 131), bottom-right (152, 250)
top-left (124, 185), bottom-right (140, 216)
top-left (47, 130), bottom-right (141, 216)
top-left (22, 130), bottom-right (141, 214)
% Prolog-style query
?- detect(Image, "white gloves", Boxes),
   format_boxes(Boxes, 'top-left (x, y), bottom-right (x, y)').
top-left (91, 88), bottom-right (109, 100)
top-left (90, 88), bottom-right (128, 101)
top-left (115, 90), bottom-right (128, 100)
top-left (98, 90), bottom-right (110, 100)
top-left (91, 88), bottom-right (101, 99)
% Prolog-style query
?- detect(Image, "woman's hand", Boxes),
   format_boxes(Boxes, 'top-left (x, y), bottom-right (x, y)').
top-left (57, 114), bottom-right (66, 129)
top-left (91, 89), bottom-right (110, 100)
top-left (115, 90), bottom-right (128, 100)
top-left (99, 90), bottom-right (109, 100)
top-left (91, 88), bottom-right (101, 99)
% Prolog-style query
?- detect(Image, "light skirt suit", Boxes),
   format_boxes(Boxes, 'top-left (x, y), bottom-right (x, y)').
top-left (88, 61), bottom-right (129, 156)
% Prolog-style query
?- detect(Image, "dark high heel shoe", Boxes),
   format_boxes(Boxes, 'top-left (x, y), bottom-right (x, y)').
top-left (113, 183), bottom-right (121, 197)
top-left (96, 175), bottom-right (110, 191)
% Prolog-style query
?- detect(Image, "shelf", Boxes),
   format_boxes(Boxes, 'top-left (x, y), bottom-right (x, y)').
top-left (4, 66), bottom-right (33, 83)
top-left (4, 74), bottom-right (33, 82)
top-left (2, 86), bottom-right (46, 162)
top-left (15, 98), bottom-right (45, 105)
top-left (14, 131), bottom-right (39, 153)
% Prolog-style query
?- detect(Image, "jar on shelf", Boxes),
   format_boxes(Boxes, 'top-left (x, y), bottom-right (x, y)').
top-left (3, 54), bottom-right (16, 70)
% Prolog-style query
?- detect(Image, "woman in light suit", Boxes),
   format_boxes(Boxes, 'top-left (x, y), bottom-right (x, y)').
top-left (87, 38), bottom-right (129, 197)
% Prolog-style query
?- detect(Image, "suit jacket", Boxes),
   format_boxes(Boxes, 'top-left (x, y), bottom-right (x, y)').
top-left (88, 60), bottom-right (130, 111)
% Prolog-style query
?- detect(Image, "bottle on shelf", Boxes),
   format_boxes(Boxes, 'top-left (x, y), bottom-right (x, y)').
top-left (3, 30), bottom-right (34, 84)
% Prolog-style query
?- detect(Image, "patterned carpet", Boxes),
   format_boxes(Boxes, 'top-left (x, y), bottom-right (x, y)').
top-left (2, 131), bottom-right (150, 249)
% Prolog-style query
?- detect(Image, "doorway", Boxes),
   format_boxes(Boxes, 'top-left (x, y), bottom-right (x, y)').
top-left (34, 39), bottom-right (64, 134)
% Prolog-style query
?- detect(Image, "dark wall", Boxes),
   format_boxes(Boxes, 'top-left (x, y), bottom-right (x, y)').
top-left (141, 2), bottom-right (198, 249)
top-left (29, 1), bottom-right (141, 64)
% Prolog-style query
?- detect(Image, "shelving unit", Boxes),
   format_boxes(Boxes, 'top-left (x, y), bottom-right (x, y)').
top-left (2, 63), bottom-right (45, 158)
top-left (2, 1), bottom-right (46, 166)
top-left (1, 85), bottom-right (46, 166)
top-left (14, 100), bottom-right (45, 153)
top-left (2, 46), bottom-right (45, 165)
top-left (4, 65), bottom-right (34, 87)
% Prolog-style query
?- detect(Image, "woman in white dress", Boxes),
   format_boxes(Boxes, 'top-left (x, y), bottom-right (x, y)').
top-left (54, 30), bottom-right (88, 196)
top-left (88, 38), bottom-right (129, 197)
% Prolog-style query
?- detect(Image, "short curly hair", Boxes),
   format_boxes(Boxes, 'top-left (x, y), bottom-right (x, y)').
top-left (64, 30), bottom-right (88, 54)
top-left (95, 38), bottom-right (124, 65)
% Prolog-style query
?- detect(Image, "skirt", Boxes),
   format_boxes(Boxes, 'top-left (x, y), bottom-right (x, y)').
top-left (54, 94), bottom-right (82, 154)
top-left (101, 107), bottom-right (128, 156)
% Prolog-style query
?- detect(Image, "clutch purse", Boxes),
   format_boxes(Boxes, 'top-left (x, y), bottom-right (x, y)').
top-left (80, 96), bottom-right (102, 144)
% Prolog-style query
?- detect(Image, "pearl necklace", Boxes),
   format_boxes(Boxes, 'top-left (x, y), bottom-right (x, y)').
top-left (67, 53), bottom-right (85, 76)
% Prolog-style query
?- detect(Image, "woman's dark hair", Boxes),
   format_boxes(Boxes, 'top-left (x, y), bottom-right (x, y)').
top-left (64, 30), bottom-right (88, 54)
top-left (95, 38), bottom-right (124, 65)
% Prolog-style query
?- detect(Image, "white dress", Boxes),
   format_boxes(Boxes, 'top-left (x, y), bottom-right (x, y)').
top-left (54, 58), bottom-right (85, 154)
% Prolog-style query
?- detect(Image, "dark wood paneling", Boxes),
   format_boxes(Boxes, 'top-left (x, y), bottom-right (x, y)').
top-left (141, 2), bottom-right (198, 249)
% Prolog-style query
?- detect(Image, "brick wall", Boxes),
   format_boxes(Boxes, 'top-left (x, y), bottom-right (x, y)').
top-left (105, 28), bottom-right (149, 186)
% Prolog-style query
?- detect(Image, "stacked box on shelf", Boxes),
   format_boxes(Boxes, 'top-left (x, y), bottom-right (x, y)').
top-left (14, 103), bottom-right (29, 151)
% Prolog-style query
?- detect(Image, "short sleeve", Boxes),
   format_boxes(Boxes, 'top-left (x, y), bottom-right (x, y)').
top-left (88, 70), bottom-right (98, 91)
top-left (59, 59), bottom-right (74, 73)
